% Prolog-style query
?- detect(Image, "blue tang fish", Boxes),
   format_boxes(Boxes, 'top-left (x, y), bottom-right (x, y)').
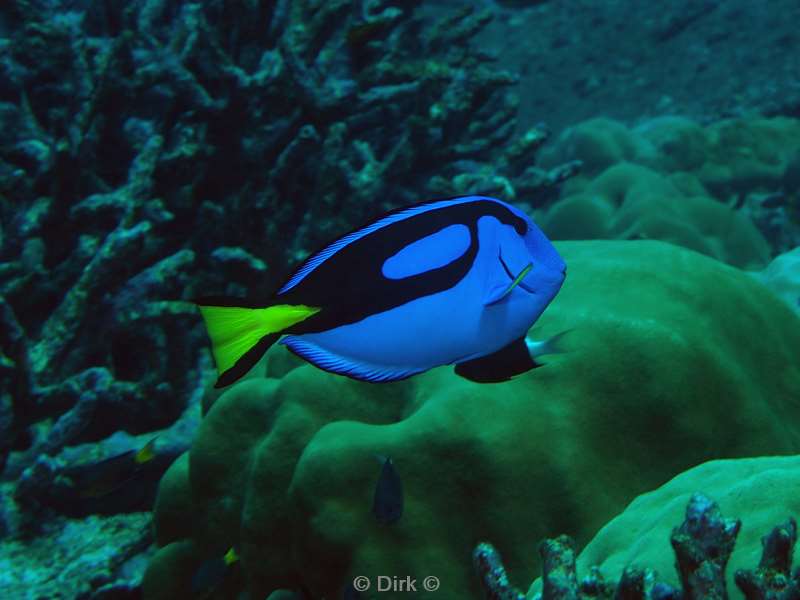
top-left (195, 195), bottom-right (566, 387)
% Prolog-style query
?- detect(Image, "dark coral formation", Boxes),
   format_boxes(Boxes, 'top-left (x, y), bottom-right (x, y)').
top-left (671, 493), bottom-right (741, 598)
top-left (482, 493), bottom-right (800, 600)
top-left (0, 0), bottom-right (576, 527)
top-left (735, 518), bottom-right (800, 599)
top-left (473, 542), bottom-right (526, 600)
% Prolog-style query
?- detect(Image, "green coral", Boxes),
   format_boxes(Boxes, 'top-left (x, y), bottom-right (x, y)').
top-left (538, 118), bottom-right (653, 177)
top-left (539, 163), bottom-right (771, 268)
top-left (698, 117), bottom-right (800, 195)
top-left (536, 116), bottom-right (800, 266)
top-left (144, 240), bottom-right (800, 599)
top-left (753, 246), bottom-right (800, 315)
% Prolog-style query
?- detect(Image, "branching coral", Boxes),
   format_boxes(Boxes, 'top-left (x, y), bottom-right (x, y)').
top-left (478, 494), bottom-right (799, 600)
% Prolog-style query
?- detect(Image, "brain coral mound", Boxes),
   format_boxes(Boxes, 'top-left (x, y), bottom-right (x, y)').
top-left (143, 240), bottom-right (800, 600)
top-left (538, 163), bottom-right (771, 269)
top-left (537, 117), bottom-right (657, 177)
top-left (536, 116), bottom-right (800, 268)
top-left (540, 115), bottom-right (800, 190)
top-left (527, 455), bottom-right (800, 600)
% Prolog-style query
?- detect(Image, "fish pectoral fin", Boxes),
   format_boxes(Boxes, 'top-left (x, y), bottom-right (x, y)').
top-left (454, 336), bottom-right (539, 383)
top-left (483, 282), bottom-right (512, 306)
top-left (483, 262), bottom-right (533, 306)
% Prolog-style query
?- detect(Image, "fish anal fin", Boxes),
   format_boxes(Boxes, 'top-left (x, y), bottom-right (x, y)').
top-left (281, 336), bottom-right (421, 383)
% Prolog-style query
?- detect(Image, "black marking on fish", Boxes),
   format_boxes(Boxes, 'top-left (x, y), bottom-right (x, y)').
top-left (279, 198), bottom-right (527, 335)
top-left (498, 249), bottom-right (515, 281)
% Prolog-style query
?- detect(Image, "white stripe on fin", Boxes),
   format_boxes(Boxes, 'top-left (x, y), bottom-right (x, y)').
top-left (280, 336), bottom-right (422, 382)
top-left (277, 195), bottom-right (501, 295)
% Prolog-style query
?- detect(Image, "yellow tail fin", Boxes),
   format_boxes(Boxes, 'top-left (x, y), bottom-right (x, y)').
top-left (195, 299), bottom-right (320, 387)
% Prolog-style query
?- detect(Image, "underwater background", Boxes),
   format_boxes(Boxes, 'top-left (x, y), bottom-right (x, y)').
top-left (2, 0), bottom-right (800, 599)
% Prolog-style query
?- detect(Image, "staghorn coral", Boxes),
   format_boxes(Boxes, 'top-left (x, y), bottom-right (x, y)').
top-left (0, 0), bottom-right (576, 517)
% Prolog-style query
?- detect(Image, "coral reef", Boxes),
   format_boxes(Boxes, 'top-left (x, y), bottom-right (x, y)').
top-left (501, 492), bottom-right (799, 600)
top-left (536, 116), bottom-right (800, 262)
top-left (528, 455), bottom-right (800, 599)
top-left (0, 0), bottom-right (575, 533)
top-left (538, 161), bottom-right (771, 269)
top-left (0, 511), bottom-right (153, 599)
top-left (142, 240), bottom-right (800, 599)
top-left (474, 542), bottom-right (525, 600)
top-left (4, 2), bottom-right (800, 599)
top-left (11, 384), bottom-right (203, 524)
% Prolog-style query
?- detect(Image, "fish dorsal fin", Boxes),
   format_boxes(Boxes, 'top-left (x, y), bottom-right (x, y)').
top-left (278, 195), bottom-right (497, 295)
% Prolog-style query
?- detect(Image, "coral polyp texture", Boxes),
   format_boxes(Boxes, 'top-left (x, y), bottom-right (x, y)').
top-left (143, 240), bottom-right (800, 599)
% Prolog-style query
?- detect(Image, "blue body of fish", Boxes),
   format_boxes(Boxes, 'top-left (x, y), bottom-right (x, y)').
top-left (196, 195), bottom-right (566, 386)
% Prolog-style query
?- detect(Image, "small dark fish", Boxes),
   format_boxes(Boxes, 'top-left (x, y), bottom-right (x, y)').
top-left (191, 547), bottom-right (239, 599)
top-left (372, 456), bottom-right (403, 525)
top-left (67, 437), bottom-right (157, 498)
top-left (761, 192), bottom-right (786, 208)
